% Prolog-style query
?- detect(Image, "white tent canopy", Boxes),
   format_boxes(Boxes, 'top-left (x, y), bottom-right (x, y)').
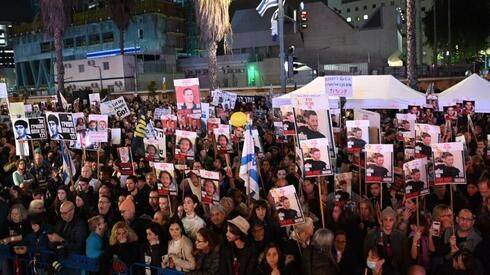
top-left (438, 74), bottom-right (490, 113)
top-left (272, 75), bottom-right (427, 109)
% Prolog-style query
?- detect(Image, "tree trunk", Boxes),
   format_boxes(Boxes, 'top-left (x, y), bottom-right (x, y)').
top-left (208, 41), bottom-right (218, 90)
top-left (54, 28), bottom-right (65, 108)
top-left (406, 0), bottom-right (417, 89)
top-left (120, 30), bottom-right (125, 55)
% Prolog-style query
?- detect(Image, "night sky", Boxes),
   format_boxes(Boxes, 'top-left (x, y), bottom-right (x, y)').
top-left (0, 0), bottom-right (36, 22)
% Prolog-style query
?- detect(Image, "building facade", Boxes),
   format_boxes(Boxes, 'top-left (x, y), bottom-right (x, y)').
top-left (9, 0), bottom-right (188, 95)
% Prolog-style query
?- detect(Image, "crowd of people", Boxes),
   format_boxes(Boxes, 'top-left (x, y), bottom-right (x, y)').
top-left (0, 92), bottom-right (489, 275)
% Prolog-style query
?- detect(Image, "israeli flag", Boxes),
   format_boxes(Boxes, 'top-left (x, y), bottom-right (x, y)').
top-left (257, 0), bottom-right (278, 17)
top-left (60, 142), bottom-right (76, 186)
top-left (239, 124), bottom-right (260, 199)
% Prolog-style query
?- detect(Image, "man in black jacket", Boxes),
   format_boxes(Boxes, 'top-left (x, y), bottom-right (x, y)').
top-left (48, 201), bottom-right (88, 254)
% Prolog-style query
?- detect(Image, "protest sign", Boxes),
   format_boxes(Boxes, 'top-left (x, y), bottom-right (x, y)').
top-left (46, 112), bottom-right (77, 140)
top-left (403, 158), bottom-right (429, 199)
top-left (365, 144), bottom-right (394, 183)
top-left (207, 118), bottom-right (220, 136)
top-left (162, 114), bottom-right (177, 135)
top-left (325, 75), bottom-right (353, 97)
top-left (111, 128), bottom-right (121, 145)
top-left (112, 96), bottom-right (130, 118)
top-left (214, 124), bottom-right (233, 154)
top-left (87, 114), bottom-right (108, 142)
top-left (15, 139), bottom-right (29, 157)
top-left (414, 124), bottom-right (440, 159)
top-left (117, 147), bottom-right (134, 175)
top-left (300, 138), bottom-right (333, 177)
top-left (346, 120), bottom-right (369, 153)
top-left (280, 106), bottom-right (296, 136)
top-left (27, 117), bottom-right (48, 140)
top-left (100, 101), bottom-right (114, 115)
top-left (270, 185), bottom-right (305, 227)
top-left (154, 163), bottom-right (177, 196)
top-left (334, 172), bottom-right (353, 204)
top-left (89, 93), bottom-right (101, 106)
top-left (174, 78), bottom-right (201, 114)
top-left (199, 169), bottom-right (220, 205)
top-left (12, 117), bottom-right (31, 140)
top-left (175, 130), bottom-right (197, 161)
top-left (0, 83), bottom-right (7, 99)
top-left (431, 142), bottom-right (466, 185)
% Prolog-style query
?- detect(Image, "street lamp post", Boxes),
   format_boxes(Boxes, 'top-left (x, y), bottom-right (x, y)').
top-left (316, 46), bottom-right (330, 76)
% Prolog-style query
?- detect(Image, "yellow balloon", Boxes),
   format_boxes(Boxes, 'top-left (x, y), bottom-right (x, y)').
top-left (230, 112), bottom-right (248, 127)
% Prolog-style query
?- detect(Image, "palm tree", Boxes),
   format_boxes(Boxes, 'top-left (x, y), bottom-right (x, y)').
top-left (406, 0), bottom-right (417, 89)
top-left (108, 0), bottom-right (135, 55)
top-left (195, 0), bottom-right (232, 90)
top-left (40, 0), bottom-right (72, 105)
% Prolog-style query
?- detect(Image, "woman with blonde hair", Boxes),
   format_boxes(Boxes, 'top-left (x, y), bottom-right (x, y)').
top-left (107, 221), bottom-right (139, 273)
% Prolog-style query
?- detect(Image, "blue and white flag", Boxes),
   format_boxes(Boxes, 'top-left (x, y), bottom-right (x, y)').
top-left (257, 0), bottom-right (278, 17)
top-left (239, 124), bottom-right (260, 199)
top-left (60, 141), bottom-right (76, 185)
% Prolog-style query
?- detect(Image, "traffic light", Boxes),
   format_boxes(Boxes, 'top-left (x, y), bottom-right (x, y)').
top-left (300, 10), bottom-right (308, 29)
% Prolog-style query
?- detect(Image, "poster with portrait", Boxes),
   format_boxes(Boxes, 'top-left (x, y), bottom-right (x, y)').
top-left (269, 185), bottom-right (305, 227)
top-left (414, 124), bottom-right (440, 159)
top-left (175, 130), bottom-right (197, 161)
top-left (87, 114), bottom-right (109, 142)
top-left (334, 172), bottom-right (353, 203)
top-left (330, 108), bottom-right (341, 132)
top-left (177, 113), bottom-right (201, 132)
top-left (27, 117), bottom-right (48, 140)
top-left (299, 138), bottom-right (333, 177)
top-left (431, 142), bottom-right (466, 185)
top-left (174, 78), bottom-right (201, 115)
top-left (154, 128), bottom-right (166, 160)
top-left (154, 163), bottom-right (177, 196)
top-left (273, 121), bottom-right (285, 142)
top-left (144, 138), bottom-right (160, 162)
top-left (207, 117), bottom-right (221, 136)
top-left (280, 106), bottom-right (296, 136)
top-left (70, 113), bottom-right (98, 150)
top-left (161, 114), bottom-right (177, 135)
top-left (199, 169), bottom-right (220, 205)
top-left (365, 144), bottom-right (394, 183)
top-left (72, 112), bottom-right (86, 133)
top-left (214, 124), bottom-right (233, 154)
top-left (12, 117), bottom-right (31, 140)
top-left (346, 120), bottom-right (369, 153)
top-left (408, 105), bottom-right (421, 119)
top-left (292, 94), bottom-right (335, 157)
top-left (117, 147), bottom-right (134, 176)
top-left (403, 158), bottom-right (429, 199)
top-left (396, 113), bottom-right (416, 140)
top-left (89, 93), bottom-right (100, 107)
top-left (443, 105), bottom-right (458, 122)
top-left (45, 112), bottom-right (77, 140)
top-left (426, 94), bottom-right (439, 111)
top-left (462, 100), bottom-right (475, 116)
top-left (15, 139), bottom-right (29, 157)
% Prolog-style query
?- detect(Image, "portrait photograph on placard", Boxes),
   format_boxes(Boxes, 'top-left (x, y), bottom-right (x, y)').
top-left (346, 120), bottom-right (369, 153)
top-left (462, 100), bottom-right (475, 116)
top-left (431, 142), bottom-right (466, 185)
top-left (426, 94), bottom-right (439, 111)
top-left (175, 130), bottom-right (197, 161)
top-left (161, 114), bottom-right (177, 135)
top-left (334, 172), bottom-right (353, 203)
top-left (403, 158), bottom-right (429, 199)
top-left (199, 169), bottom-right (220, 205)
top-left (174, 78), bottom-right (201, 114)
top-left (365, 144), bottom-right (394, 183)
top-left (414, 124), bottom-right (440, 159)
top-left (144, 139), bottom-right (160, 162)
top-left (177, 113), bottom-right (201, 132)
top-left (396, 113), bottom-right (416, 141)
top-left (13, 117), bottom-right (31, 140)
top-left (155, 163), bottom-right (177, 196)
top-left (118, 147), bottom-right (134, 175)
top-left (269, 185), bottom-right (305, 227)
top-left (46, 112), bottom-right (76, 140)
top-left (299, 138), bottom-right (332, 177)
top-left (273, 121), bottom-right (285, 142)
top-left (443, 105), bottom-right (458, 122)
top-left (87, 114), bottom-right (108, 143)
top-left (72, 112), bottom-right (86, 133)
top-left (408, 105), bottom-right (421, 119)
top-left (213, 125), bottom-right (233, 154)
top-left (206, 117), bottom-right (220, 136)
top-left (280, 106), bottom-right (296, 136)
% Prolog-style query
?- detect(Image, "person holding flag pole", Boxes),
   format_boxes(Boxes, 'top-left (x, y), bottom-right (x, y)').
top-left (240, 124), bottom-right (260, 202)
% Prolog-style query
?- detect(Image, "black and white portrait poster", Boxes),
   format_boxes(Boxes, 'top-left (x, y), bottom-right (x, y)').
top-left (12, 117), bottom-right (31, 140)
top-left (45, 112), bottom-right (76, 140)
top-left (346, 120), bottom-right (369, 153)
top-left (403, 158), bottom-right (429, 199)
top-left (431, 142), bottom-right (466, 185)
top-left (199, 169), bottom-right (220, 205)
top-left (299, 138), bottom-right (333, 177)
top-left (365, 144), bottom-right (394, 183)
top-left (269, 185), bottom-right (305, 227)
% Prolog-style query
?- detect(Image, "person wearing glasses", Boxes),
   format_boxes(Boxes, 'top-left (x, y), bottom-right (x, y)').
top-left (48, 201), bottom-right (88, 254)
top-left (444, 209), bottom-right (482, 255)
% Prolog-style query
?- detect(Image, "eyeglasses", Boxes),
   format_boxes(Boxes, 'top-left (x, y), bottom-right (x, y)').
top-left (458, 216), bottom-right (474, 222)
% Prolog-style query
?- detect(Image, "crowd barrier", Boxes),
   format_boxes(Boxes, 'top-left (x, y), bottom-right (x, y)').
top-left (0, 245), bottom-right (183, 275)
